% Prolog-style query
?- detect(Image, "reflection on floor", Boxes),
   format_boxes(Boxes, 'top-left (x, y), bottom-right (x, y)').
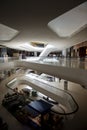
top-left (0, 73), bottom-right (87, 130)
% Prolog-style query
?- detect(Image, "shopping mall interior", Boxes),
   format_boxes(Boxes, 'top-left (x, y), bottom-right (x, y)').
top-left (0, 0), bottom-right (87, 130)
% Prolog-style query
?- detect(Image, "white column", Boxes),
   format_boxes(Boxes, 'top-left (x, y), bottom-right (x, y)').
top-left (62, 49), bottom-right (67, 57)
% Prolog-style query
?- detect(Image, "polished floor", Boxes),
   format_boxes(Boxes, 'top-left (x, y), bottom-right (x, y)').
top-left (0, 70), bottom-right (87, 130)
top-left (31, 57), bottom-right (87, 70)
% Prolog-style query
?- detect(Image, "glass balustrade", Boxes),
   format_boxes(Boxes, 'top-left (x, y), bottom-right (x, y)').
top-left (6, 73), bottom-right (79, 117)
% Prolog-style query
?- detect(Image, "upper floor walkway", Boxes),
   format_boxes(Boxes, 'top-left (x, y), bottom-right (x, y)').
top-left (0, 57), bottom-right (87, 88)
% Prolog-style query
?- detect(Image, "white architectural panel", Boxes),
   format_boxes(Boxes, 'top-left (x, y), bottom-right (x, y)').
top-left (48, 2), bottom-right (87, 37)
top-left (0, 23), bottom-right (19, 41)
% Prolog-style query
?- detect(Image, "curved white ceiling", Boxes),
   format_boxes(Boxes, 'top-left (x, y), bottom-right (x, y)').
top-left (5, 42), bottom-right (44, 52)
top-left (0, 23), bottom-right (19, 41)
top-left (0, 0), bottom-right (87, 51)
top-left (48, 2), bottom-right (87, 37)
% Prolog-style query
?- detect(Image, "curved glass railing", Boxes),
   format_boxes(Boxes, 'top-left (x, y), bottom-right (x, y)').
top-left (6, 73), bottom-right (79, 116)
top-left (1, 57), bottom-right (87, 88)
top-left (0, 56), bottom-right (87, 70)
top-left (35, 57), bottom-right (87, 70)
